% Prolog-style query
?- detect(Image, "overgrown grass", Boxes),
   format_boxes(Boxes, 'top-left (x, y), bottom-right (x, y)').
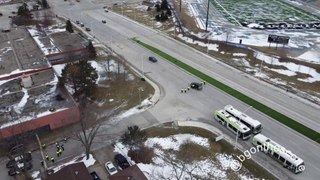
top-left (145, 126), bottom-right (277, 179)
top-left (133, 38), bottom-right (320, 144)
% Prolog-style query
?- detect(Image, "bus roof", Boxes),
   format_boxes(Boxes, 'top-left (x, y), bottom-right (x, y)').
top-left (224, 105), bottom-right (261, 127)
top-left (215, 110), bottom-right (250, 133)
top-left (253, 134), bottom-right (304, 166)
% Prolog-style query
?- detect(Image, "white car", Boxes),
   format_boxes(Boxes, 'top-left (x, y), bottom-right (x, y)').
top-left (105, 161), bottom-right (118, 175)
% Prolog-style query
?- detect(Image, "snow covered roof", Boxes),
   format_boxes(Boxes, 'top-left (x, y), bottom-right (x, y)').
top-left (0, 69), bottom-right (76, 129)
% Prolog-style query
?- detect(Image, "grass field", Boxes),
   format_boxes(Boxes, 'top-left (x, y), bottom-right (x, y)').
top-left (210, 0), bottom-right (320, 24)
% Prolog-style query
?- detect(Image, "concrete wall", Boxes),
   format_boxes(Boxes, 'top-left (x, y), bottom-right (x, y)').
top-left (0, 107), bottom-right (80, 139)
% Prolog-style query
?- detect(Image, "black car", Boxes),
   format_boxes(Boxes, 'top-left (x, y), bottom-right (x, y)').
top-left (90, 171), bottom-right (101, 180)
top-left (6, 160), bottom-right (16, 168)
top-left (8, 168), bottom-right (18, 176)
top-left (114, 154), bottom-right (130, 169)
top-left (148, 56), bottom-right (157, 63)
top-left (85, 27), bottom-right (91, 31)
top-left (76, 20), bottom-right (80, 24)
top-left (190, 82), bottom-right (203, 90)
top-left (102, 20), bottom-right (106, 24)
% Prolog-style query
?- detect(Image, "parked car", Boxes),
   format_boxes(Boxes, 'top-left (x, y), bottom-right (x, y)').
top-left (85, 27), bottom-right (91, 31)
top-left (102, 20), bottom-right (106, 24)
top-left (8, 168), bottom-right (18, 176)
top-left (190, 82), bottom-right (203, 90)
top-left (104, 9), bottom-right (109, 13)
top-left (148, 56), bottom-right (157, 63)
top-left (6, 160), bottom-right (16, 168)
top-left (90, 171), bottom-right (101, 180)
top-left (114, 154), bottom-right (130, 169)
top-left (105, 161), bottom-right (118, 175)
top-left (80, 23), bottom-right (84, 27)
top-left (76, 20), bottom-right (80, 24)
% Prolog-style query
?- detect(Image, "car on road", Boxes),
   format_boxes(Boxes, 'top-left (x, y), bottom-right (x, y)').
top-left (148, 56), bottom-right (157, 63)
top-left (90, 171), bottom-right (101, 180)
top-left (105, 9), bottom-right (109, 13)
top-left (105, 161), bottom-right (118, 175)
top-left (85, 27), bottom-right (91, 31)
top-left (102, 20), bottom-right (106, 23)
top-left (80, 23), bottom-right (84, 27)
top-left (114, 154), bottom-right (130, 170)
top-left (76, 20), bottom-right (80, 24)
top-left (190, 82), bottom-right (203, 90)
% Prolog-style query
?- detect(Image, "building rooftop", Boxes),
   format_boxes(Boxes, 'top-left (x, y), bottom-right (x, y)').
top-left (0, 27), bottom-right (49, 78)
top-left (49, 31), bottom-right (87, 52)
top-left (0, 69), bottom-right (76, 129)
top-left (46, 162), bottom-right (92, 180)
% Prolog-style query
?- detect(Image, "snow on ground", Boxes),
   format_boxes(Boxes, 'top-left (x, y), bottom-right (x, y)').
top-left (255, 51), bottom-right (320, 82)
top-left (52, 154), bottom-right (96, 173)
top-left (112, 99), bottom-right (153, 120)
top-left (115, 134), bottom-right (257, 180)
top-left (183, 0), bottom-right (320, 61)
top-left (297, 49), bottom-right (320, 64)
top-left (177, 34), bottom-right (219, 51)
top-left (144, 134), bottom-right (209, 150)
top-left (233, 53), bottom-right (247, 57)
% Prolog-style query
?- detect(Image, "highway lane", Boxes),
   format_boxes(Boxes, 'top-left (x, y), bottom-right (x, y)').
top-left (79, 8), bottom-right (320, 133)
top-left (49, 1), bottom-right (320, 179)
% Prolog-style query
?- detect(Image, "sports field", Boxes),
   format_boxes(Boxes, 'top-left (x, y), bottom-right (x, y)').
top-left (211, 0), bottom-right (320, 24)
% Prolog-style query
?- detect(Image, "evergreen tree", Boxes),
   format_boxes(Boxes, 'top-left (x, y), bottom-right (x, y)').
top-left (41, 0), bottom-right (49, 9)
top-left (161, 0), bottom-right (168, 10)
top-left (17, 3), bottom-right (30, 17)
top-left (167, 8), bottom-right (172, 16)
top-left (121, 125), bottom-right (146, 146)
top-left (86, 40), bottom-right (96, 57)
top-left (60, 61), bottom-right (98, 97)
top-left (66, 20), bottom-right (74, 33)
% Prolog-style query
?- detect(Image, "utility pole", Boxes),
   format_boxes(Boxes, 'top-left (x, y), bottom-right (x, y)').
top-left (35, 134), bottom-right (47, 170)
top-left (205, 0), bottom-right (210, 31)
top-left (180, 0), bottom-right (181, 13)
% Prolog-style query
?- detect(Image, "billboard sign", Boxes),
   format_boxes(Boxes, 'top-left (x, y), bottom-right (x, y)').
top-left (268, 35), bottom-right (289, 45)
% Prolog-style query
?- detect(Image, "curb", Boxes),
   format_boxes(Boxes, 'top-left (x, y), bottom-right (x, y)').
top-left (56, 15), bottom-right (161, 107)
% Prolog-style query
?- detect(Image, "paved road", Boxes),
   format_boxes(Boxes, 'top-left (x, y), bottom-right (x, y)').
top-left (3, 0), bottom-right (315, 180)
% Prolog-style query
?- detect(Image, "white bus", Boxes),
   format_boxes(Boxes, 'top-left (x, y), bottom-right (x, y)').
top-left (224, 105), bottom-right (262, 134)
top-left (252, 134), bottom-right (305, 174)
top-left (214, 110), bottom-right (251, 140)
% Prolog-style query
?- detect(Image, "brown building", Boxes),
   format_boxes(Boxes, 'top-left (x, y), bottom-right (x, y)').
top-left (109, 165), bottom-right (148, 180)
top-left (46, 162), bottom-right (92, 180)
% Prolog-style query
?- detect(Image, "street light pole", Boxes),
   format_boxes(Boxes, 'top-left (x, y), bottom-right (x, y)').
top-left (205, 0), bottom-right (210, 31)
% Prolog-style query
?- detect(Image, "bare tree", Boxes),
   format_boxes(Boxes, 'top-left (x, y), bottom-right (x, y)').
top-left (74, 101), bottom-right (101, 159)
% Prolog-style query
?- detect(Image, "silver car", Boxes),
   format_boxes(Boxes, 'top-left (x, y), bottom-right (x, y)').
top-left (105, 161), bottom-right (118, 175)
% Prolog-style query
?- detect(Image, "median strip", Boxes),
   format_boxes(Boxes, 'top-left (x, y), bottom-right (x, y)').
top-left (132, 38), bottom-right (320, 144)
